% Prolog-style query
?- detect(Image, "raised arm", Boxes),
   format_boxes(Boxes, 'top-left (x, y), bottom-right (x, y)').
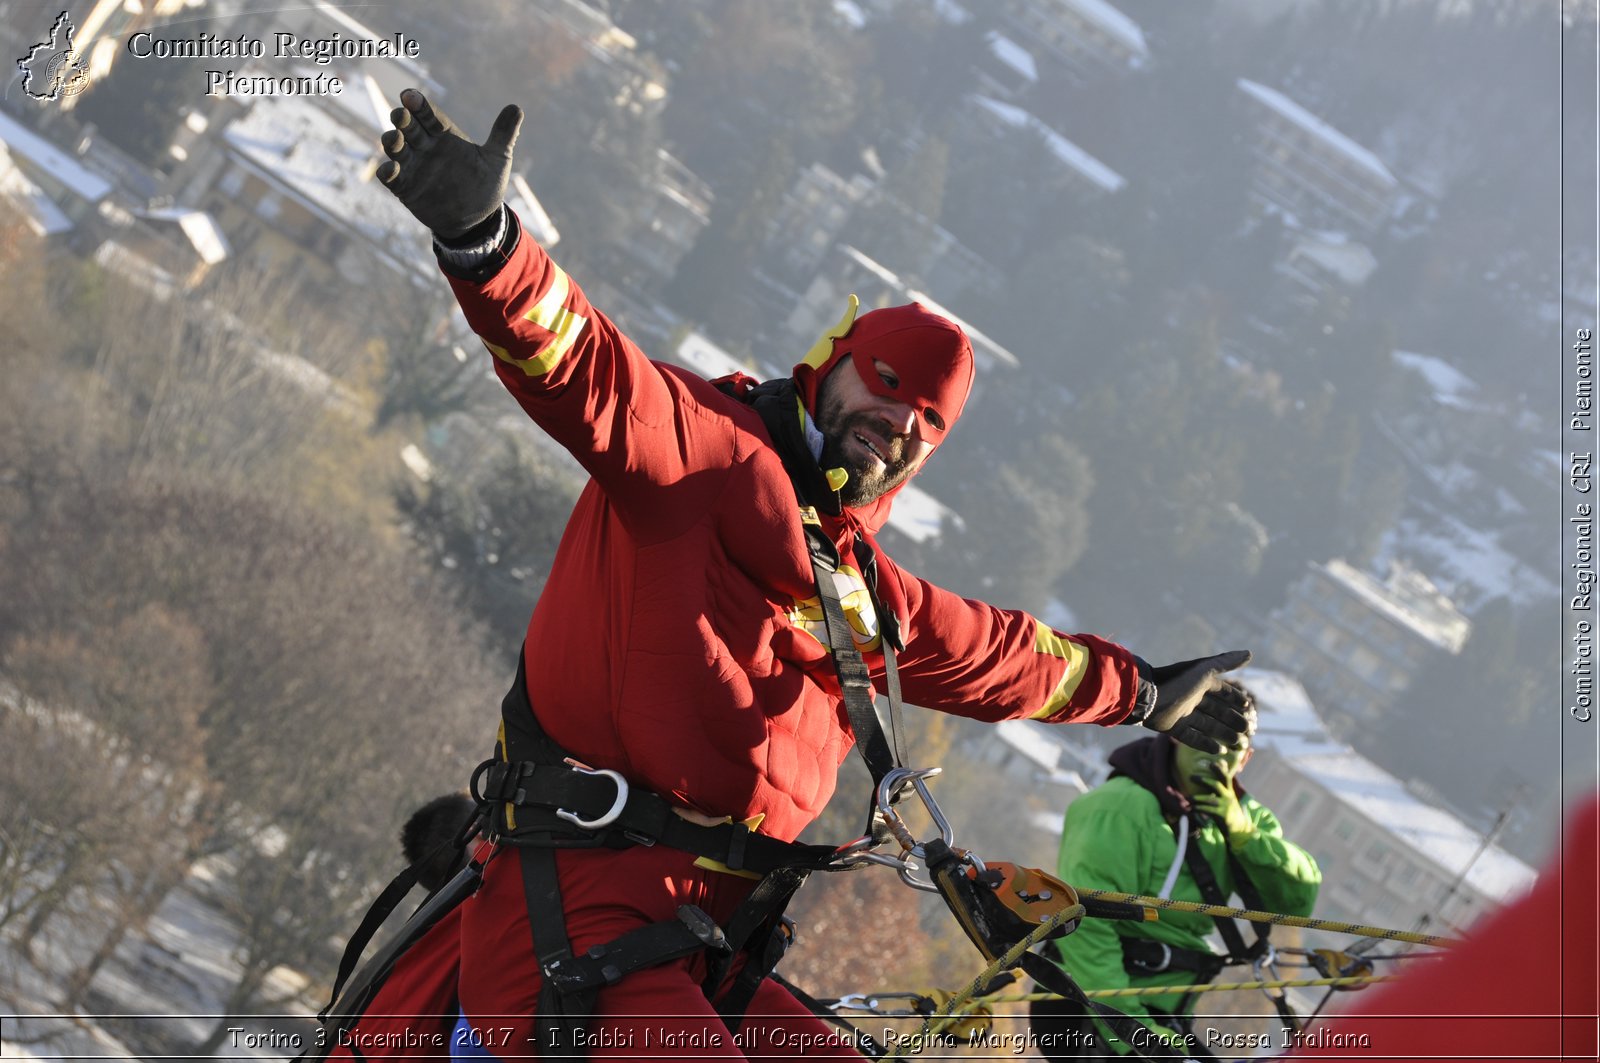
top-left (376, 90), bottom-right (726, 540)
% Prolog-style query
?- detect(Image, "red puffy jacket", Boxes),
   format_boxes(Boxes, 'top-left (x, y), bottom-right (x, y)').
top-left (446, 210), bottom-right (1141, 842)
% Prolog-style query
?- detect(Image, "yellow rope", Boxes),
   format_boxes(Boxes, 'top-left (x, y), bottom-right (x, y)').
top-left (1078, 889), bottom-right (1459, 948)
top-left (879, 902), bottom-right (1084, 1062)
top-left (980, 974), bottom-right (1395, 1002)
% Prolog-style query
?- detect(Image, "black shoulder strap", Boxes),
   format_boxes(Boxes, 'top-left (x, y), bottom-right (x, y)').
top-left (1018, 950), bottom-right (1164, 1061)
top-left (1180, 812), bottom-right (1269, 964)
top-left (851, 536), bottom-right (906, 765)
top-left (801, 512), bottom-right (900, 788)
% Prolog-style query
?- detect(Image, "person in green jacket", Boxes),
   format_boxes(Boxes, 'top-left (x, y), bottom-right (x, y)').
top-left (1030, 684), bottom-right (1321, 1060)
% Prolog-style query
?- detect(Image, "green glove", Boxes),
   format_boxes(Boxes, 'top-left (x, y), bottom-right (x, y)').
top-left (378, 88), bottom-right (523, 239)
top-left (1191, 777), bottom-right (1256, 847)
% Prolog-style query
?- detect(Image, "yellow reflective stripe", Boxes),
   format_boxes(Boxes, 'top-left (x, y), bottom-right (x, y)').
top-left (496, 721), bottom-right (517, 830)
top-left (1029, 620), bottom-right (1090, 720)
top-left (481, 267), bottom-right (588, 378)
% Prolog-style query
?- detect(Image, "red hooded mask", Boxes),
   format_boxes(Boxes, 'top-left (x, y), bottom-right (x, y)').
top-left (793, 297), bottom-right (975, 448)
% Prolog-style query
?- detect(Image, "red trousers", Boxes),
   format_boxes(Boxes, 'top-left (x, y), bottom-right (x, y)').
top-left (333, 842), bottom-right (864, 1060)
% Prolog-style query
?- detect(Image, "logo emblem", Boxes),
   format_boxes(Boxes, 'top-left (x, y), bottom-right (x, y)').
top-left (18, 12), bottom-right (89, 102)
top-left (788, 565), bottom-right (881, 652)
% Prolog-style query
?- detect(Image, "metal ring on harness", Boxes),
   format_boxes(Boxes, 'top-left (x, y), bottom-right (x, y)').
top-left (554, 758), bottom-right (629, 829)
top-left (1134, 941), bottom-right (1173, 973)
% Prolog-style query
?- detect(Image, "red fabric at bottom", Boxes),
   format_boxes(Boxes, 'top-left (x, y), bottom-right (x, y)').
top-left (1288, 794), bottom-right (1599, 1062)
top-left (325, 906), bottom-right (463, 1059)
top-left (453, 842), bottom-right (865, 1060)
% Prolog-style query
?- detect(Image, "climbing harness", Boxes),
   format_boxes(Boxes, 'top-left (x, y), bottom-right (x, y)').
top-left (844, 765), bottom-right (1185, 1062)
top-left (305, 493), bottom-right (924, 1057)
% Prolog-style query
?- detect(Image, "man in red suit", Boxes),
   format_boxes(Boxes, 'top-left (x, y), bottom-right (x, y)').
top-left (328, 88), bottom-right (1255, 1060)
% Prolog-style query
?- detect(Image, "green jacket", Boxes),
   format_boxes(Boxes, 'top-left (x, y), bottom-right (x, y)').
top-left (1053, 739), bottom-right (1321, 1051)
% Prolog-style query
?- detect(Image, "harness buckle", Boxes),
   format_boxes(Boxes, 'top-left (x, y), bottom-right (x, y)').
top-left (555, 758), bottom-right (629, 830)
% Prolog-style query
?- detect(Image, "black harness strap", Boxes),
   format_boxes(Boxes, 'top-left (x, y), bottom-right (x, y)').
top-left (1179, 818), bottom-right (1267, 965)
top-left (1170, 811), bottom-right (1300, 1034)
top-left (852, 536), bottom-right (907, 765)
top-left (802, 515), bottom-right (897, 788)
top-left (489, 656), bottom-right (592, 1055)
top-left (475, 757), bottom-right (841, 872)
top-left (490, 608), bottom-right (905, 1052)
top-left (522, 845), bottom-right (589, 1054)
top-left (301, 861), bottom-right (485, 1061)
top-left (1121, 936), bottom-right (1228, 978)
top-left (544, 905), bottom-right (731, 996)
top-left (1018, 950), bottom-right (1167, 1062)
top-left (707, 866), bottom-right (809, 1024)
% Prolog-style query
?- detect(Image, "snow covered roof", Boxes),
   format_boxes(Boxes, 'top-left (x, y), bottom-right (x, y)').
top-left (1237, 667), bottom-right (1340, 759)
top-left (1385, 515), bottom-right (1560, 613)
top-left (1236, 79), bottom-right (1396, 187)
top-left (1290, 747), bottom-right (1536, 903)
top-left (995, 719), bottom-right (1063, 771)
top-left (971, 96), bottom-right (1125, 193)
top-left (1319, 559), bottom-right (1470, 654)
top-left (1290, 233), bottom-right (1377, 286)
top-left (221, 92), bottom-right (428, 275)
top-left (670, 329), bottom-right (750, 380)
top-left (985, 31), bottom-right (1039, 82)
top-left (312, 72), bottom-right (392, 134)
top-left (508, 172), bottom-right (561, 248)
top-left (838, 245), bottom-right (1023, 370)
top-left (1243, 668), bottom-right (1535, 903)
top-left (886, 482), bottom-right (960, 543)
top-left (0, 157), bottom-right (74, 234)
top-left (0, 109), bottom-right (112, 203)
top-left (1391, 350), bottom-right (1480, 409)
top-left (930, 0), bottom-right (974, 24)
top-left (833, 0), bottom-right (868, 29)
top-left (310, 0), bottom-right (433, 83)
top-left (140, 207), bottom-right (231, 264)
top-left (1063, 0), bottom-right (1148, 59)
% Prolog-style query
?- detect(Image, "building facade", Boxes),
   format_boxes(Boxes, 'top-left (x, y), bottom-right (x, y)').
top-left (1263, 559), bottom-right (1469, 725)
top-left (1236, 79), bottom-right (1398, 236)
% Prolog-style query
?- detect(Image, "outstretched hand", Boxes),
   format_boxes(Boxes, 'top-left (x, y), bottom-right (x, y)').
top-left (378, 88), bottom-right (522, 239)
top-left (1142, 650), bottom-right (1253, 754)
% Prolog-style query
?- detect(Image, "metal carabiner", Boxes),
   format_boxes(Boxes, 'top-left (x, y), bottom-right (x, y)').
top-left (1253, 945), bottom-right (1288, 1001)
top-left (833, 993), bottom-right (880, 1013)
top-left (554, 757), bottom-right (629, 830)
top-left (874, 766), bottom-right (953, 857)
top-left (895, 853), bottom-right (940, 894)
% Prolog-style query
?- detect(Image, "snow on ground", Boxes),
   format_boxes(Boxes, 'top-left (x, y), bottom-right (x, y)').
top-left (1, 857), bottom-right (322, 1061)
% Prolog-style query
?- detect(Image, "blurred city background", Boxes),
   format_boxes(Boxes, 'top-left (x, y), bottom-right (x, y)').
top-left (0, 0), bottom-right (1593, 1056)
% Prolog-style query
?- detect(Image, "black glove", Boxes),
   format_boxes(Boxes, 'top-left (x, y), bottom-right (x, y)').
top-left (1138, 650), bottom-right (1252, 753)
top-left (378, 88), bottom-right (523, 239)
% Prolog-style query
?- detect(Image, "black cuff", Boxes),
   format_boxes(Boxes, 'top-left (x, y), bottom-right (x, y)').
top-left (435, 206), bottom-right (506, 250)
top-left (1123, 674), bottom-right (1158, 726)
top-left (434, 207), bottom-right (521, 283)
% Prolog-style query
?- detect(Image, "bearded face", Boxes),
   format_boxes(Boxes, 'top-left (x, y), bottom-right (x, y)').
top-left (814, 361), bottom-right (931, 507)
